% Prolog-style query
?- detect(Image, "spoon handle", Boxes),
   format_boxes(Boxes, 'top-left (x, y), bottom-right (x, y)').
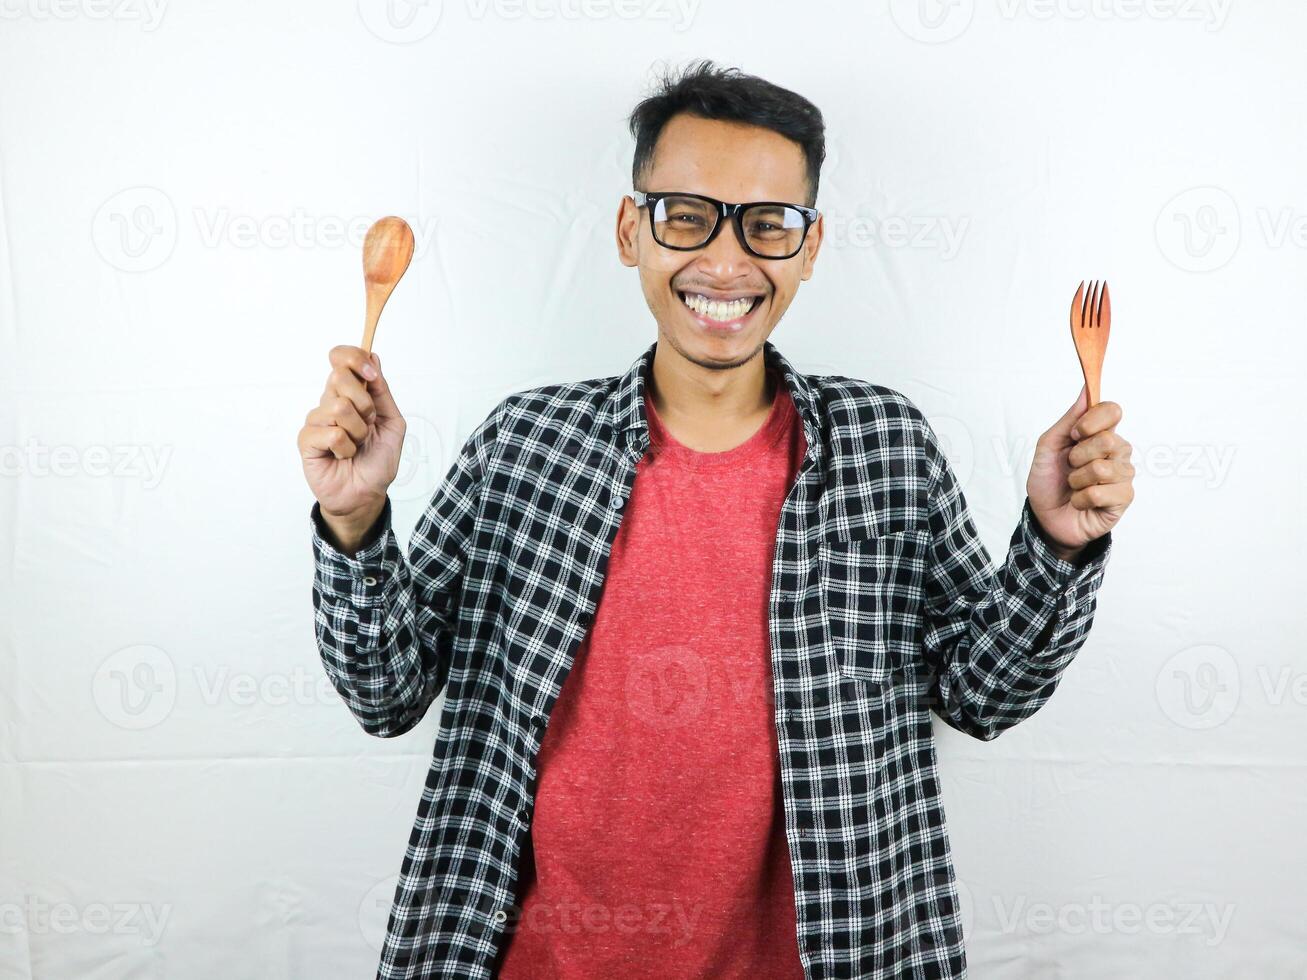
top-left (362, 285), bottom-right (390, 354)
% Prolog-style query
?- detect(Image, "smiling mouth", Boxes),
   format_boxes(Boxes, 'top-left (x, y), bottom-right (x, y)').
top-left (677, 290), bottom-right (765, 328)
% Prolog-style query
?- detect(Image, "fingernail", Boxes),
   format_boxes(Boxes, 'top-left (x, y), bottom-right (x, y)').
top-left (1070, 428), bottom-right (1081, 440)
top-left (361, 362), bottom-right (378, 380)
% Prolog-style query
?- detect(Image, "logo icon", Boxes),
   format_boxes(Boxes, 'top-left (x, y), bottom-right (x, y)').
top-left (1155, 186), bottom-right (1240, 273)
top-left (1155, 644), bottom-right (1240, 730)
top-left (92, 644), bottom-right (178, 729)
top-left (890, 0), bottom-right (975, 44)
top-left (92, 186), bottom-right (177, 272)
top-left (358, 875), bottom-right (399, 952)
top-left (358, 0), bottom-right (443, 43)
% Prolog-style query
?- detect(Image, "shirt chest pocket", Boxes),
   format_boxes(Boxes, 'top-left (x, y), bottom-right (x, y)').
top-left (818, 517), bottom-right (932, 684)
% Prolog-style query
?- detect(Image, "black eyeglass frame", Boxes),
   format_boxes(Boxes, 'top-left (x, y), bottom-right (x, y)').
top-left (631, 190), bottom-right (820, 260)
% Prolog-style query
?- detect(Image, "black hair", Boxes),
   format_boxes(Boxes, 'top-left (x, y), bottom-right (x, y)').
top-left (627, 59), bottom-right (827, 207)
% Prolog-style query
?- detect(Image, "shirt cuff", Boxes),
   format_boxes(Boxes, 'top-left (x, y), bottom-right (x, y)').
top-left (1011, 496), bottom-right (1112, 597)
top-left (310, 497), bottom-right (396, 605)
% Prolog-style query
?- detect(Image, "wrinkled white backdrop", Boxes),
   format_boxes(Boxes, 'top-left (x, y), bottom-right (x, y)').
top-left (1, 1), bottom-right (1302, 977)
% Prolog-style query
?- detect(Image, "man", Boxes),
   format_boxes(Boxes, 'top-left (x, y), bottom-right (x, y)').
top-left (297, 60), bottom-right (1134, 980)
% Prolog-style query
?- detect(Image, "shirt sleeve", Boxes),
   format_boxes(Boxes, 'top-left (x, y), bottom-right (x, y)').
top-left (309, 400), bottom-right (505, 738)
top-left (917, 411), bottom-right (1113, 741)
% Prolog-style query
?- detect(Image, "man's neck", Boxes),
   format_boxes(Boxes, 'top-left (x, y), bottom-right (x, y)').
top-left (646, 340), bottom-right (777, 453)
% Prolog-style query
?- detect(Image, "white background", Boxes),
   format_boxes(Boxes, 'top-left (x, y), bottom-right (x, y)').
top-left (1, 1), bottom-right (1303, 977)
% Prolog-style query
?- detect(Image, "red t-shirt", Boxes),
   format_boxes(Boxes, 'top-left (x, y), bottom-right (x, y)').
top-left (496, 369), bottom-right (809, 979)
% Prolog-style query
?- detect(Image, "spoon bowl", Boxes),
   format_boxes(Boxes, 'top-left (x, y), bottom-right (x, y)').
top-left (361, 216), bottom-right (415, 353)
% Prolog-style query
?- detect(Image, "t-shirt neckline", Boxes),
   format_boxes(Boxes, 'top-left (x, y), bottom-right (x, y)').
top-left (644, 370), bottom-right (794, 469)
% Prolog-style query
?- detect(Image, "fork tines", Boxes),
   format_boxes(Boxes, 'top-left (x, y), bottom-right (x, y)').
top-left (1073, 279), bottom-right (1111, 328)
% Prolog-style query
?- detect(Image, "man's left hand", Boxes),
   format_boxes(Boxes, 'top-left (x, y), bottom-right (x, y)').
top-left (1026, 383), bottom-right (1135, 562)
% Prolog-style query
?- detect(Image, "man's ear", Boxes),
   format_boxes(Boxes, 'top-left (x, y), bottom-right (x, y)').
top-left (799, 213), bottom-right (823, 281)
top-left (616, 196), bottom-right (640, 268)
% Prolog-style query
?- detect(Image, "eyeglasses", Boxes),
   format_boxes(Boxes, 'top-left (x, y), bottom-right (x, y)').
top-left (632, 190), bottom-right (819, 260)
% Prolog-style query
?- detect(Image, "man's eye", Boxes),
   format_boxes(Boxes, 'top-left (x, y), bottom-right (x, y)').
top-left (747, 221), bottom-right (786, 239)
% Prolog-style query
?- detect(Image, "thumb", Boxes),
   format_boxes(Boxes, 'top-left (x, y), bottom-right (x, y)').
top-left (1050, 383), bottom-right (1089, 442)
top-left (366, 353), bottom-right (403, 420)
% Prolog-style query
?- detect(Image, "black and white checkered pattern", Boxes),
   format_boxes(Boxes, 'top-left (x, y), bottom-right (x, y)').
top-left (310, 338), bottom-right (1112, 979)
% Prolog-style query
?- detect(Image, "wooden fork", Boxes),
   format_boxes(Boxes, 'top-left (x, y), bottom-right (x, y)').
top-left (1070, 280), bottom-right (1111, 408)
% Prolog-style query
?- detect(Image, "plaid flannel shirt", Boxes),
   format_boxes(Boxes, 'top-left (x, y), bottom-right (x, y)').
top-left (310, 338), bottom-right (1112, 979)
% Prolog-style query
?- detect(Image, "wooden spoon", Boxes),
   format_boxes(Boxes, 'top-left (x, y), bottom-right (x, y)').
top-left (360, 216), bottom-right (415, 353)
top-left (1069, 279), bottom-right (1111, 407)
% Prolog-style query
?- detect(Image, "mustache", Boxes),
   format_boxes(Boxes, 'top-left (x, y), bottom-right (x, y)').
top-left (673, 283), bottom-right (770, 295)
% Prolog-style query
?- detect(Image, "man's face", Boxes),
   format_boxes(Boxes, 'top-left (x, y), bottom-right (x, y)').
top-left (616, 112), bottom-right (823, 371)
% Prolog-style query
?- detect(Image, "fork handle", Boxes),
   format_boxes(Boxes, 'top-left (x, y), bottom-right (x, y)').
top-left (1081, 362), bottom-right (1102, 408)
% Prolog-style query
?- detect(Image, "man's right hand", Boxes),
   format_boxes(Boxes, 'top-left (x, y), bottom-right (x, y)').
top-left (297, 345), bottom-right (406, 553)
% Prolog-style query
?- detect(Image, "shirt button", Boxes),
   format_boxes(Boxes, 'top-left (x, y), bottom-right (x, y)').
top-left (362, 575), bottom-right (378, 587)
top-left (611, 494), bottom-right (625, 509)
top-left (492, 909), bottom-right (508, 924)
top-left (518, 808), bottom-right (530, 824)
top-left (577, 611), bottom-right (593, 629)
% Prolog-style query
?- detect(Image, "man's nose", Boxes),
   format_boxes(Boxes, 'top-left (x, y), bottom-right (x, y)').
top-left (694, 217), bottom-right (755, 275)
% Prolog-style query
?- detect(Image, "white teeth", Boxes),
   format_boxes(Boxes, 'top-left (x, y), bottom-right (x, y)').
top-left (681, 292), bottom-right (756, 322)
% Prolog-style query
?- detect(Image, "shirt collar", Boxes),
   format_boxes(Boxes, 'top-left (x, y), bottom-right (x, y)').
top-left (612, 338), bottom-right (824, 462)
